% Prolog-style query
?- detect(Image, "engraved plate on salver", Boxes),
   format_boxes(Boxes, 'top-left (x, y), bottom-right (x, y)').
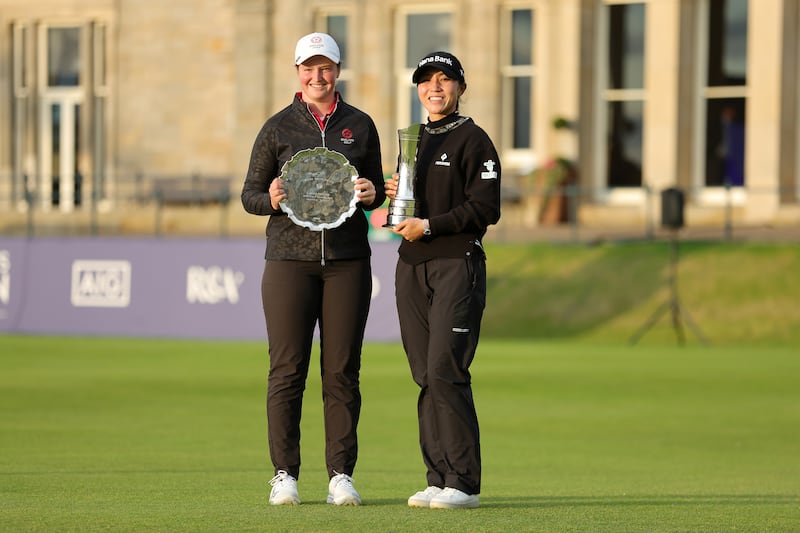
top-left (383, 124), bottom-right (422, 228)
top-left (278, 147), bottom-right (359, 231)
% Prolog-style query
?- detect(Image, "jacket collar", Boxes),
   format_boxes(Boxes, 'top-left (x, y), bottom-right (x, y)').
top-left (425, 113), bottom-right (470, 135)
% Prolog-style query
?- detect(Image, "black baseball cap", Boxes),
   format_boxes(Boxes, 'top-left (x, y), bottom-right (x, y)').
top-left (412, 52), bottom-right (465, 83)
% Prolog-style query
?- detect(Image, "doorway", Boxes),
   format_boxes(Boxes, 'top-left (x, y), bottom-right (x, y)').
top-left (36, 25), bottom-right (86, 212)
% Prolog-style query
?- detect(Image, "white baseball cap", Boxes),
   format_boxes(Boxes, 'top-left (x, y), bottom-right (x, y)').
top-left (294, 32), bottom-right (341, 65)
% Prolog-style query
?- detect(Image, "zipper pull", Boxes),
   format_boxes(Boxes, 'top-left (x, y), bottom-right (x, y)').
top-left (320, 230), bottom-right (326, 266)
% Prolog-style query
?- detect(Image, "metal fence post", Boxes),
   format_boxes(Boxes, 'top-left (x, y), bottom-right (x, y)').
top-left (566, 183), bottom-right (579, 243)
top-left (24, 177), bottom-right (34, 239)
top-left (724, 180), bottom-right (733, 241)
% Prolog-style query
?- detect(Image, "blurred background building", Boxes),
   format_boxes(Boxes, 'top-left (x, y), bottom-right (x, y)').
top-left (0, 0), bottom-right (798, 239)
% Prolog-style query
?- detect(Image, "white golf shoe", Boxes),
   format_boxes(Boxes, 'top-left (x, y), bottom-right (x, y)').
top-left (407, 486), bottom-right (444, 508)
top-left (429, 487), bottom-right (479, 509)
top-left (268, 470), bottom-right (300, 505)
top-left (327, 472), bottom-right (362, 506)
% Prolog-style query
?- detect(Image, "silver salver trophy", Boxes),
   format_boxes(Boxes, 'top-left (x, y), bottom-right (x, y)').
top-left (278, 147), bottom-right (359, 231)
top-left (383, 124), bottom-right (422, 228)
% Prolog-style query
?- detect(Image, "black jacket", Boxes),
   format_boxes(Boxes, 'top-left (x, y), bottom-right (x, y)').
top-left (398, 113), bottom-right (501, 265)
top-left (242, 93), bottom-right (385, 261)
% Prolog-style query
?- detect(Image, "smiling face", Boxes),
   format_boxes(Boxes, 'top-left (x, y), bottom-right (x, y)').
top-left (416, 69), bottom-right (465, 122)
top-left (297, 55), bottom-right (340, 111)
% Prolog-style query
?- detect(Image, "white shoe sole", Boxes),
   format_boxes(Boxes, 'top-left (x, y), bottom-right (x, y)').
top-left (429, 498), bottom-right (479, 509)
top-left (270, 496), bottom-right (300, 506)
top-left (327, 495), bottom-right (361, 506)
top-left (407, 497), bottom-right (430, 508)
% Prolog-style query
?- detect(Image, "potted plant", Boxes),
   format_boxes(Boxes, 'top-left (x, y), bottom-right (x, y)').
top-left (528, 117), bottom-right (578, 225)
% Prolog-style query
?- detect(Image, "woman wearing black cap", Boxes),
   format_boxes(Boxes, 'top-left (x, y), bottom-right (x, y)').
top-left (385, 51), bottom-right (501, 510)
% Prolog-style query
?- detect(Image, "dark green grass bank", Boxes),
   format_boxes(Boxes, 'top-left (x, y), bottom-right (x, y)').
top-left (1, 336), bottom-right (798, 531)
top-left (481, 241), bottom-right (800, 345)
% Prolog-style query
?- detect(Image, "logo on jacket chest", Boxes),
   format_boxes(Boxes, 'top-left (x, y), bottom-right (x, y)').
top-left (340, 128), bottom-right (355, 145)
top-left (434, 153), bottom-right (451, 167)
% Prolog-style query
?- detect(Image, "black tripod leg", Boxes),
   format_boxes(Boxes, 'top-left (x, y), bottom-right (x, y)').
top-left (628, 301), bottom-right (670, 345)
top-left (676, 303), bottom-right (709, 345)
top-left (630, 227), bottom-right (709, 347)
top-left (671, 298), bottom-right (686, 345)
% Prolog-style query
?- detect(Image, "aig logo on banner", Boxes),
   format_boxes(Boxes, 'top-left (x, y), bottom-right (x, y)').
top-left (0, 250), bottom-right (10, 306)
top-left (71, 260), bottom-right (132, 308)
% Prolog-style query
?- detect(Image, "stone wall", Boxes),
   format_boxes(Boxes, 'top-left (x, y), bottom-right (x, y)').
top-left (116, 0), bottom-right (237, 176)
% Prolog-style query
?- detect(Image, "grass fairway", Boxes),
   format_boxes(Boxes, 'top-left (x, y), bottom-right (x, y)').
top-left (1, 336), bottom-right (798, 531)
top-left (481, 241), bottom-right (800, 345)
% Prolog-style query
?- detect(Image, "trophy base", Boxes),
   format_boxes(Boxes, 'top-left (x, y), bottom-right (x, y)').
top-left (382, 217), bottom-right (407, 229)
top-left (382, 198), bottom-right (417, 228)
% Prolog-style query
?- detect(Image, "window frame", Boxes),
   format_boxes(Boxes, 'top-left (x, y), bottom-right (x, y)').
top-left (594, 0), bottom-right (648, 205)
top-left (692, 0), bottom-right (749, 206)
top-left (499, 4), bottom-right (540, 171)
top-left (12, 23), bottom-right (32, 209)
top-left (796, 1), bottom-right (800, 201)
top-left (314, 8), bottom-right (354, 100)
top-left (91, 21), bottom-right (111, 206)
top-left (394, 4), bottom-right (456, 129)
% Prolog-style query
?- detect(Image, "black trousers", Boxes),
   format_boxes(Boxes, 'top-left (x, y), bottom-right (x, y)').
top-left (395, 253), bottom-right (485, 495)
top-left (261, 258), bottom-right (371, 480)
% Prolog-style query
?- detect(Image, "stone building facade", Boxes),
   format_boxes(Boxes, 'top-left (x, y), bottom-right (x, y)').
top-left (0, 0), bottom-right (798, 235)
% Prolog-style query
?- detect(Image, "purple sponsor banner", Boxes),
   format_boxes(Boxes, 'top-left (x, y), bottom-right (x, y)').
top-left (0, 237), bottom-right (401, 342)
top-left (0, 241), bottom-right (22, 330)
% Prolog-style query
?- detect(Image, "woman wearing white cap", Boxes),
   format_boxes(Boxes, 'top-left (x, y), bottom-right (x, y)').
top-left (242, 32), bottom-right (385, 507)
top-left (385, 51), bottom-right (502, 510)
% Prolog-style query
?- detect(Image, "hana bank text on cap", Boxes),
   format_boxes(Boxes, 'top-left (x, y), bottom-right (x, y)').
top-left (295, 32), bottom-right (341, 65)
top-left (412, 52), bottom-right (465, 84)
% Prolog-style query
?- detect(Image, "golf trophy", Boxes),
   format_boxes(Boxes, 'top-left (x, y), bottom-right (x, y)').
top-left (278, 147), bottom-right (359, 231)
top-left (383, 124), bottom-right (422, 228)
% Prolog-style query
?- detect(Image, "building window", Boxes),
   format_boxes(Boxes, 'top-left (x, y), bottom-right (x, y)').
top-left (397, 10), bottom-right (453, 126)
top-left (9, 20), bottom-right (110, 213)
top-left (796, 1), bottom-right (800, 201)
top-left (38, 25), bottom-right (86, 212)
top-left (318, 13), bottom-right (350, 100)
top-left (604, 2), bottom-right (646, 188)
top-left (702, 0), bottom-right (747, 188)
top-left (501, 8), bottom-right (534, 152)
top-left (12, 24), bottom-right (31, 208)
top-left (47, 27), bottom-right (81, 87)
top-left (92, 22), bottom-right (109, 202)
top-left (13, 25), bottom-right (29, 92)
top-left (405, 13), bottom-right (452, 70)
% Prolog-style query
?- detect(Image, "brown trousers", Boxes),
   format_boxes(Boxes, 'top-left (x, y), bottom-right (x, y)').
top-left (261, 258), bottom-right (371, 480)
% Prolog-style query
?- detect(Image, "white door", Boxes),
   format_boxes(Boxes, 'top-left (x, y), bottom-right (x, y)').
top-left (39, 94), bottom-right (83, 212)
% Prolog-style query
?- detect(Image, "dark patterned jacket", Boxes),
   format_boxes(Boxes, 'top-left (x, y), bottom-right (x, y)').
top-left (241, 93), bottom-right (385, 262)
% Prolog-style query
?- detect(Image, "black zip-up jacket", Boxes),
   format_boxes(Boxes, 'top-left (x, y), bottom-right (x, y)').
top-left (241, 93), bottom-right (385, 262)
top-left (398, 113), bottom-right (501, 265)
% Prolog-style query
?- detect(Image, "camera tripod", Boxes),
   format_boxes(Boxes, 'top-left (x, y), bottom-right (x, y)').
top-left (628, 230), bottom-right (708, 346)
